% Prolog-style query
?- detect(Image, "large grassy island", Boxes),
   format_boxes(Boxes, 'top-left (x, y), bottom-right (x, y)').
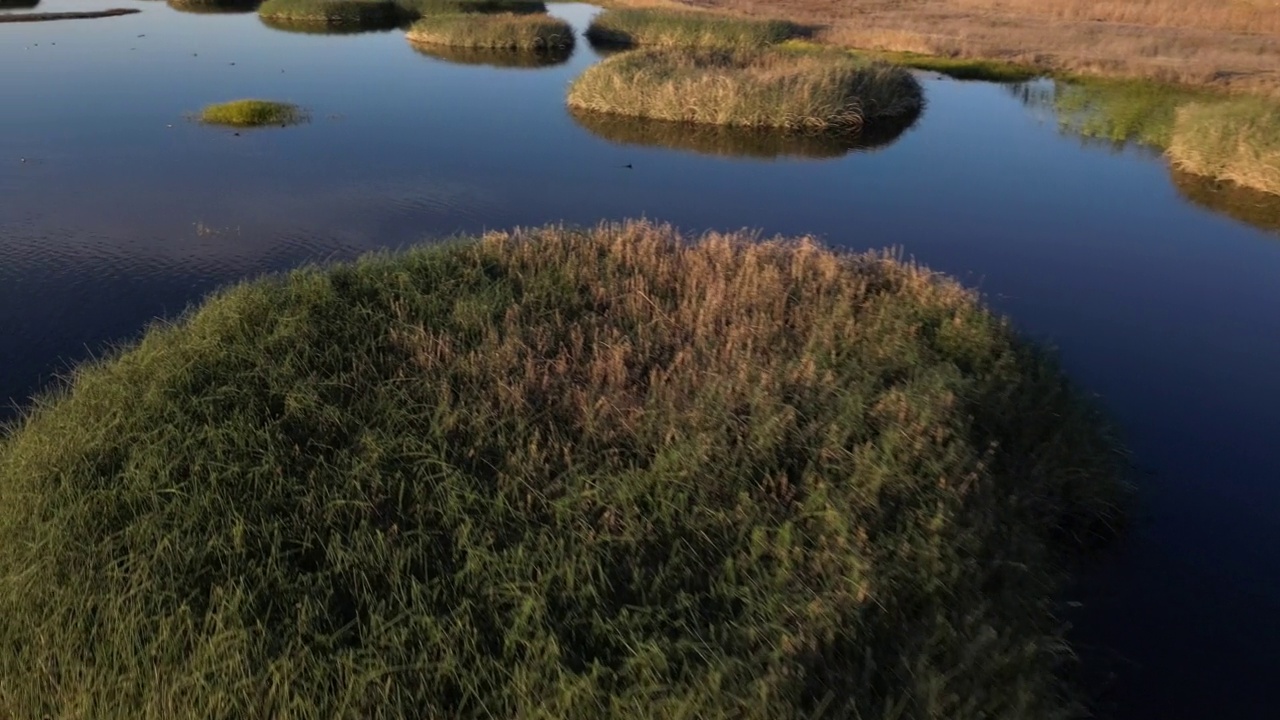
top-left (0, 221), bottom-right (1126, 718)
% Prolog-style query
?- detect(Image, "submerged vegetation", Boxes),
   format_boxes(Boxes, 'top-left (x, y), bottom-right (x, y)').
top-left (586, 8), bottom-right (798, 50)
top-left (567, 48), bottom-right (923, 132)
top-left (406, 12), bottom-right (573, 50)
top-left (0, 220), bottom-right (1126, 719)
top-left (257, 0), bottom-right (399, 28)
top-left (198, 99), bottom-right (307, 127)
top-left (569, 107), bottom-right (915, 160)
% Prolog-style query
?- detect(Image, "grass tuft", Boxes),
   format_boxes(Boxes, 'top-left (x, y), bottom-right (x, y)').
top-left (257, 0), bottom-right (398, 27)
top-left (567, 48), bottom-right (923, 132)
top-left (586, 8), bottom-right (799, 50)
top-left (0, 220), bottom-right (1127, 719)
top-left (1169, 97), bottom-right (1280, 197)
top-left (406, 12), bottom-right (574, 50)
top-left (198, 99), bottom-right (307, 127)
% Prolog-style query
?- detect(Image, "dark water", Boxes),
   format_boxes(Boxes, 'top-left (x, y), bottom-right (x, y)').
top-left (2, 2), bottom-right (1279, 717)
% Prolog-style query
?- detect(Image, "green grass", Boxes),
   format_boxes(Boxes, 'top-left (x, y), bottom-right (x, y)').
top-left (0, 220), bottom-right (1127, 719)
top-left (586, 8), bottom-right (798, 50)
top-left (1049, 77), bottom-right (1212, 149)
top-left (1169, 97), bottom-right (1280, 197)
top-left (567, 48), bottom-right (923, 132)
top-left (198, 99), bottom-right (307, 127)
top-left (568, 107), bottom-right (914, 160)
top-left (257, 0), bottom-right (399, 27)
top-left (870, 49), bottom-right (1039, 82)
top-left (167, 0), bottom-right (260, 12)
top-left (406, 12), bottom-right (574, 50)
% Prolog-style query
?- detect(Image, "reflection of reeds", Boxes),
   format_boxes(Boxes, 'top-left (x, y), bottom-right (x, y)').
top-left (1169, 98), bottom-right (1280, 197)
top-left (258, 11), bottom-right (395, 34)
top-left (258, 0), bottom-right (399, 28)
top-left (409, 40), bottom-right (570, 67)
top-left (167, 0), bottom-right (261, 13)
top-left (406, 12), bottom-right (573, 50)
top-left (394, 0), bottom-right (544, 19)
top-left (585, 8), bottom-right (797, 51)
top-left (1171, 169), bottom-right (1280, 235)
top-left (567, 49), bottom-right (923, 132)
top-left (568, 106), bottom-right (917, 160)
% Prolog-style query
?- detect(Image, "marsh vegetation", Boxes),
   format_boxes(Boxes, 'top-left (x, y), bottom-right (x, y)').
top-left (406, 12), bottom-right (573, 51)
top-left (567, 48), bottom-right (923, 133)
top-left (0, 220), bottom-right (1127, 719)
top-left (198, 99), bottom-right (307, 127)
top-left (585, 8), bottom-right (798, 50)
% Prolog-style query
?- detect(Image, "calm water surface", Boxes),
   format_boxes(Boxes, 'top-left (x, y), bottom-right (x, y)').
top-left (2, 2), bottom-right (1279, 717)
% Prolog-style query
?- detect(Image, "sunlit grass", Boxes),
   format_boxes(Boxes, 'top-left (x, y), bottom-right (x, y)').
top-left (586, 8), bottom-right (798, 50)
top-left (406, 12), bottom-right (573, 50)
top-left (0, 219), bottom-right (1127, 719)
top-left (567, 48), bottom-right (923, 132)
top-left (198, 99), bottom-right (307, 127)
top-left (1169, 97), bottom-right (1280, 197)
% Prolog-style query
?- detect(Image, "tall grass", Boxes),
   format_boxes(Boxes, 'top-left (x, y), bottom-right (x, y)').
top-left (567, 48), bottom-right (923, 132)
top-left (1169, 98), bottom-right (1280, 197)
top-left (569, 106), bottom-right (915, 159)
top-left (586, 8), bottom-right (798, 50)
top-left (406, 12), bottom-right (574, 50)
top-left (198, 99), bottom-right (307, 127)
top-left (0, 220), bottom-right (1127, 719)
top-left (257, 0), bottom-right (399, 27)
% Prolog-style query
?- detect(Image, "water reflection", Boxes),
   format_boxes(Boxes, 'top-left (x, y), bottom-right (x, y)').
top-left (258, 13), bottom-right (400, 34)
top-left (569, 108), bottom-right (917, 160)
top-left (167, 0), bottom-right (261, 13)
top-left (1172, 169), bottom-right (1280, 236)
top-left (0, 0), bottom-right (41, 8)
top-left (409, 41), bottom-right (572, 68)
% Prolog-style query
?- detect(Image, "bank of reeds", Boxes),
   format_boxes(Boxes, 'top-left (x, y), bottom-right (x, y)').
top-left (406, 12), bottom-right (573, 50)
top-left (0, 220), bottom-right (1127, 719)
top-left (198, 99), bottom-right (307, 127)
top-left (585, 8), bottom-right (797, 50)
top-left (1169, 98), bottom-right (1280, 198)
top-left (257, 0), bottom-right (398, 27)
top-left (567, 48), bottom-right (922, 132)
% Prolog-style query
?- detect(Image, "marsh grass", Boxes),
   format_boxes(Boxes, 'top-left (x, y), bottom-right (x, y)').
top-left (258, 0), bottom-right (399, 27)
top-left (1169, 98), bottom-right (1280, 197)
top-left (569, 106), bottom-right (915, 159)
top-left (1051, 77), bottom-right (1210, 148)
top-left (0, 220), bottom-right (1127, 719)
top-left (198, 99), bottom-right (307, 127)
top-left (406, 12), bottom-right (574, 50)
top-left (410, 39), bottom-right (571, 67)
top-left (586, 8), bottom-right (798, 50)
top-left (870, 49), bottom-right (1039, 83)
top-left (567, 48), bottom-right (923, 132)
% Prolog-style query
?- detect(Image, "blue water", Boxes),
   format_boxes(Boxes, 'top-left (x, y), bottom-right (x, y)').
top-left (2, 2), bottom-right (1278, 716)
